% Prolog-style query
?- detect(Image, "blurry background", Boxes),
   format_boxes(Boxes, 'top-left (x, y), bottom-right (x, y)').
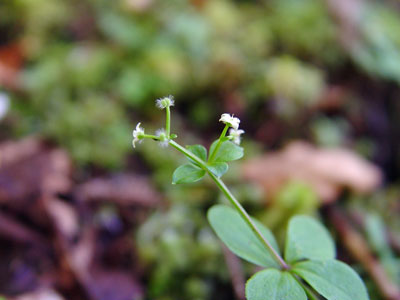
top-left (0, 0), bottom-right (400, 299)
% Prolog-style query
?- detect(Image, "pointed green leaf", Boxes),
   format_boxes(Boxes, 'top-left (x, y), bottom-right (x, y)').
top-left (207, 162), bottom-right (229, 177)
top-left (172, 164), bottom-right (205, 184)
top-left (285, 216), bottom-right (335, 263)
top-left (246, 269), bottom-right (306, 300)
top-left (186, 144), bottom-right (207, 161)
top-left (207, 204), bottom-right (280, 268)
top-left (293, 260), bottom-right (369, 300)
top-left (209, 140), bottom-right (243, 162)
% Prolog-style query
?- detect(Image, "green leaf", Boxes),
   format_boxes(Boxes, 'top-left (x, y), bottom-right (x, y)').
top-left (209, 140), bottom-right (243, 162)
top-left (172, 164), bottom-right (205, 184)
top-left (207, 204), bottom-right (280, 268)
top-left (207, 162), bottom-right (229, 177)
top-left (186, 144), bottom-right (207, 161)
top-left (285, 216), bottom-right (335, 263)
top-left (293, 260), bottom-right (369, 300)
top-left (246, 269), bottom-right (307, 300)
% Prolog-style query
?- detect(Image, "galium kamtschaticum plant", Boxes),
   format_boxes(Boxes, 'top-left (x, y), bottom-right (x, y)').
top-left (133, 96), bottom-right (369, 300)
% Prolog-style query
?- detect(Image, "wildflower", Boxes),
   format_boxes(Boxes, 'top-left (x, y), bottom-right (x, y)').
top-left (156, 95), bottom-right (175, 109)
top-left (219, 113), bottom-right (240, 130)
top-left (229, 128), bottom-right (245, 145)
top-left (156, 128), bottom-right (169, 147)
top-left (132, 122), bottom-right (145, 148)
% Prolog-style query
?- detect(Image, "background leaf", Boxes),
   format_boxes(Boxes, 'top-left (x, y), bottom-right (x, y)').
top-left (246, 269), bottom-right (307, 300)
top-left (285, 215), bottom-right (335, 263)
top-left (207, 204), bottom-right (280, 268)
top-left (209, 140), bottom-right (244, 162)
top-left (187, 144), bottom-right (207, 161)
top-left (293, 260), bottom-right (369, 300)
top-left (207, 162), bottom-right (229, 177)
top-left (172, 164), bottom-right (205, 184)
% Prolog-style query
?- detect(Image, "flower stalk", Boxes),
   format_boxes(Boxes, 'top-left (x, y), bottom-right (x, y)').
top-left (208, 124), bottom-right (229, 163)
top-left (133, 97), bottom-right (289, 271)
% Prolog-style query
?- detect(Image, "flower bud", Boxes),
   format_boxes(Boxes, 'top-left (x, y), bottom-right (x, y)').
top-left (156, 95), bottom-right (175, 109)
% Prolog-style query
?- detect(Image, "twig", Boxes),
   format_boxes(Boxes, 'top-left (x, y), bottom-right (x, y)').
top-left (329, 206), bottom-right (400, 300)
top-left (222, 244), bottom-right (246, 300)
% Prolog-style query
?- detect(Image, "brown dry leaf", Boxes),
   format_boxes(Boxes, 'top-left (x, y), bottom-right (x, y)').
top-left (0, 138), bottom-right (42, 166)
top-left (76, 174), bottom-right (160, 207)
top-left (0, 211), bottom-right (46, 245)
top-left (324, 0), bottom-right (363, 51)
top-left (0, 43), bottom-right (23, 90)
top-left (124, 0), bottom-right (153, 12)
top-left (66, 228), bottom-right (95, 281)
top-left (83, 269), bottom-right (143, 300)
top-left (64, 228), bottom-right (144, 300)
top-left (12, 288), bottom-right (65, 300)
top-left (0, 137), bottom-right (72, 206)
top-left (46, 198), bottom-right (79, 241)
top-left (242, 141), bottom-right (382, 203)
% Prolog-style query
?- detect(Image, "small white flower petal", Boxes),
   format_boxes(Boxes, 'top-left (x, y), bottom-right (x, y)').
top-left (219, 113), bottom-right (240, 130)
top-left (229, 128), bottom-right (245, 145)
top-left (132, 122), bottom-right (145, 148)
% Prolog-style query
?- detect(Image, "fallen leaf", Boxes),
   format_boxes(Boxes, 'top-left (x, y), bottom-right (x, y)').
top-left (76, 174), bottom-right (160, 207)
top-left (83, 269), bottom-right (143, 300)
top-left (12, 288), bottom-right (65, 300)
top-left (0, 43), bottom-right (24, 90)
top-left (243, 141), bottom-right (382, 203)
top-left (46, 198), bottom-right (79, 241)
top-left (0, 138), bottom-right (72, 206)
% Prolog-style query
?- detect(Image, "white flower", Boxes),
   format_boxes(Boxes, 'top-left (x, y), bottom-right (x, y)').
top-left (155, 95), bottom-right (175, 109)
top-left (156, 128), bottom-right (169, 147)
top-left (229, 128), bottom-right (245, 145)
top-left (219, 113), bottom-right (240, 130)
top-left (132, 122), bottom-right (145, 148)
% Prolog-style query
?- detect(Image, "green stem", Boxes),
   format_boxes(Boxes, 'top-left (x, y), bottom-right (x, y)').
top-left (142, 134), bottom-right (160, 140)
top-left (169, 139), bottom-right (289, 270)
top-left (208, 124), bottom-right (229, 162)
top-left (166, 106), bottom-right (171, 137)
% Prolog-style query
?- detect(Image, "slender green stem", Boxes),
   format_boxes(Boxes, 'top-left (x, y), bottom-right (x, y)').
top-left (166, 106), bottom-right (171, 137)
top-left (207, 172), bottom-right (289, 270)
top-left (169, 139), bottom-right (289, 270)
top-left (169, 140), bottom-right (208, 167)
top-left (208, 124), bottom-right (229, 162)
top-left (142, 134), bottom-right (160, 140)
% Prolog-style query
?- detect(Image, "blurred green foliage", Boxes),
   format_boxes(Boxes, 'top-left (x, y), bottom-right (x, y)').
top-left (137, 203), bottom-right (226, 299)
top-left (3, 0), bottom-right (399, 167)
top-left (259, 182), bottom-right (319, 244)
top-left (349, 191), bottom-right (400, 300)
top-left (2, 0), bottom-right (400, 299)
